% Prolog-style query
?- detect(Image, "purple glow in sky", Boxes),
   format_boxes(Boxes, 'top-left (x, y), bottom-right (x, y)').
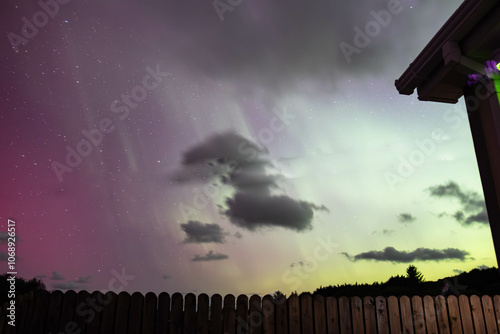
top-left (0, 0), bottom-right (496, 296)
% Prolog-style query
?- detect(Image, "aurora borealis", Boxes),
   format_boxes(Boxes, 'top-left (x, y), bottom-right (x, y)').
top-left (0, 0), bottom-right (496, 296)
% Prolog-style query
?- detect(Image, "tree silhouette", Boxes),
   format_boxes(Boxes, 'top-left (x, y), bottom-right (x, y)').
top-left (406, 265), bottom-right (424, 284)
top-left (272, 290), bottom-right (287, 304)
top-left (0, 274), bottom-right (47, 305)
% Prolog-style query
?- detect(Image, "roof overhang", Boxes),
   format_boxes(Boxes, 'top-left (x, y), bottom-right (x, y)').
top-left (395, 0), bottom-right (500, 103)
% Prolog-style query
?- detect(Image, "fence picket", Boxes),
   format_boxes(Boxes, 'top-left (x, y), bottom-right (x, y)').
top-left (275, 295), bottom-right (288, 334)
top-left (99, 292), bottom-right (117, 334)
top-left (482, 295), bottom-right (498, 334)
top-left (411, 296), bottom-right (425, 334)
top-left (314, 295), bottom-right (327, 334)
top-left (114, 291), bottom-right (131, 334)
top-left (423, 295), bottom-right (438, 334)
top-left (128, 291), bottom-right (144, 333)
top-left (387, 296), bottom-right (401, 334)
top-left (156, 292), bottom-right (170, 334)
top-left (170, 292), bottom-right (184, 334)
top-left (375, 296), bottom-right (389, 334)
top-left (446, 295), bottom-right (462, 334)
top-left (300, 294), bottom-right (314, 334)
top-left (338, 296), bottom-right (351, 334)
top-left (470, 295), bottom-right (487, 333)
top-left (435, 295), bottom-right (450, 334)
top-left (263, 294), bottom-right (276, 334)
top-left (458, 294), bottom-right (474, 333)
top-left (350, 297), bottom-right (363, 334)
top-left (223, 294), bottom-right (236, 334)
top-left (87, 291), bottom-right (105, 334)
top-left (399, 296), bottom-right (414, 334)
top-left (236, 294), bottom-right (249, 334)
top-left (249, 295), bottom-right (263, 334)
top-left (73, 290), bottom-right (90, 334)
top-left (494, 295), bottom-right (500, 330)
top-left (197, 293), bottom-right (209, 334)
top-left (210, 294), bottom-right (223, 334)
top-left (143, 292), bottom-right (157, 334)
top-left (362, 297), bottom-right (376, 334)
top-left (184, 293), bottom-right (197, 334)
top-left (326, 297), bottom-right (340, 334)
top-left (288, 294), bottom-right (300, 334)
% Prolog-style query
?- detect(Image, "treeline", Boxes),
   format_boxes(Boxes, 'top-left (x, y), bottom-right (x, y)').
top-left (312, 265), bottom-right (500, 298)
top-left (0, 274), bottom-right (47, 305)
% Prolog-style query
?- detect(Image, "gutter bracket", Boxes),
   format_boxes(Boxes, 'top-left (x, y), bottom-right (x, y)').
top-left (442, 41), bottom-right (486, 75)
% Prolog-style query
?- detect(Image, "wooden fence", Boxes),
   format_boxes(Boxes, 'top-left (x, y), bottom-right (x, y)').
top-left (1, 291), bottom-right (500, 333)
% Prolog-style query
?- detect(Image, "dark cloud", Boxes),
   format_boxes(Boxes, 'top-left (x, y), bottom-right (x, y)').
top-left (397, 213), bottom-right (415, 224)
top-left (175, 131), bottom-right (329, 232)
top-left (223, 192), bottom-right (327, 231)
top-left (181, 131), bottom-right (266, 166)
top-left (162, 275), bottom-right (171, 280)
top-left (191, 250), bottom-right (228, 262)
top-left (152, 0), bottom-right (461, 95)
top-left (428, 181), bottom-right (488, 226)
top-left (234, 231), bottom-right (243, 239)
top-left (50, 271), bottom-right (65, 280)
top-left (172, 131), bottom-right (273, 194)
top-left (342, 246), bottom-right (469, 263)
top-left (476, 265), bottom-right (490, 270)
top-left (181, 220), bottom-right (227, 243)
top-left (452, 269), bottom-right (465, 274)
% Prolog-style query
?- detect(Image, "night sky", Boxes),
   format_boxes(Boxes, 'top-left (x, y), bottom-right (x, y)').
top-left (0, 0), bottom-right (496, 296)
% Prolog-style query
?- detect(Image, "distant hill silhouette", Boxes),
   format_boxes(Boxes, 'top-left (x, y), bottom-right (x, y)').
top-left (313, 265), bottom-right (500, 298)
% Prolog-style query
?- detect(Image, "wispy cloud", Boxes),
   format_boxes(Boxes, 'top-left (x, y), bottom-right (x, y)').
top-left (50, 271), bottom-right (65, 280)
top-left (191, 250), bottom-right (229, 262)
